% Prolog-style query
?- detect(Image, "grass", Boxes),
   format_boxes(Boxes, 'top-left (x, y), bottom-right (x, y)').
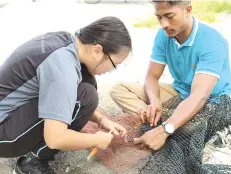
top-left (132, 0), bottom-right (231, 28)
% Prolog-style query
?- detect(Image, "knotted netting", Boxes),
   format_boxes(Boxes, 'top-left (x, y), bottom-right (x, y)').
top-left (139, 95), bottom-right (231, 174)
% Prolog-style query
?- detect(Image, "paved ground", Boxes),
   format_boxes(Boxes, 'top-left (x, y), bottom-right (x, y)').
top-left (0, 1), bottom-right (231, 173)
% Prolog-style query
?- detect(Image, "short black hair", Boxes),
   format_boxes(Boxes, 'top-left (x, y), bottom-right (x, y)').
top-left (75, 16), bottom-right (132, 55)
top-left (152, 0), bottom-right (191, 6)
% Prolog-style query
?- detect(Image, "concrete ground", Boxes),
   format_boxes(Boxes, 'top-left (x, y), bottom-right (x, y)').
top-left (0, 1), bottom-right (231, 173)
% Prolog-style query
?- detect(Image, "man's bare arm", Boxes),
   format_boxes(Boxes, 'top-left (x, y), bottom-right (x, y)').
top-left (144, 61), bottom-right (165, 104)
top-left (166, 74), bottom-right (218, 129)
top-left (143, 61), bottom-right (165, 125)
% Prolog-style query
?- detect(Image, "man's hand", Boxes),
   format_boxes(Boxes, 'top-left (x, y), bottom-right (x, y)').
top-left (101, 117), bottom-right (127, 137)
top-left (133, 125), bottom-right (168, 151)
top-left (94, 131), bottom-right (113, 150)
top-left (139, 100), bottom-right (162, 126)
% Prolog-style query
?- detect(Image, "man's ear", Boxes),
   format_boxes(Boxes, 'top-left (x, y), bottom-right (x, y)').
top-left (92, 44), bottom-right (104, 60)
top-left (185, 5), bottom-right (192, 17)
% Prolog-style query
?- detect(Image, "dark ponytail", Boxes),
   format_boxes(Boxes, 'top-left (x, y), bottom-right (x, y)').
top-left (75, 16), bottom-right (132, 55)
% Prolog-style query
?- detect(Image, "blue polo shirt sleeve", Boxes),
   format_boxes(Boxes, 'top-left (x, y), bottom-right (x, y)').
top-left (195, 39), bottom-right (228, 80)
top-left (150, 29), bottom-right (167, 65)
top-left (36, 48), bottom-right (79, 125)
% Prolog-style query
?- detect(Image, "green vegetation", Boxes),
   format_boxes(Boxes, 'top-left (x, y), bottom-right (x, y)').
top-left (133, 0), bottom-right (231, 28)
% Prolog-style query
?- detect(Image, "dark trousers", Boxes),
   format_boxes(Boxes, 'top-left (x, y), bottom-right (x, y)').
top-left (0, 64), bottom-right (98, 158)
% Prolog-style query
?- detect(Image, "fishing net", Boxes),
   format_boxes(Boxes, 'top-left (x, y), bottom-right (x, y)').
top-left (139, 95), bottom-right (231, 174)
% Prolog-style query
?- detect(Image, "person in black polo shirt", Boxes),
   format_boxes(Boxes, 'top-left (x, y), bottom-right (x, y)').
top-left (0, 16), bottom-right (132, 174)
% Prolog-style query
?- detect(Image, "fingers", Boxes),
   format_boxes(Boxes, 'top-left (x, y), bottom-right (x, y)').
top-left (142, 105), bottom-right (157, 126)
top-left (134, 138), bottom-right (150, 151)
top-left (120, 127), bottom-right (127, 137)
top-left (115, 125), bottom-right (127, 137)
top-left (149, 107), bottom-right (156, 126)
top-left (109, 133), bottom-right (113, 139)
top-left (133, 137), bottom-right (143, 145)
top-left (145, 106), bottom-right (151, 124)
top-left (107, 133), bottom-right (114, 143)
top-left (139, 144), bottom-right (148, 150)
top-left (154, 111), bottom-right (162, 126)
top-left (112, 129), bottom-right (120, 136)
top-left (143, 103), bottom-right (162, 126)
top-left (149, 145), bottom-right (162, 151)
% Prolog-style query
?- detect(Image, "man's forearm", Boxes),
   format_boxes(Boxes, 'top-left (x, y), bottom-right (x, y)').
top-left (144, 76), bottom-right (161, 104)
top-left (166, 93), bottom-right (207, 130)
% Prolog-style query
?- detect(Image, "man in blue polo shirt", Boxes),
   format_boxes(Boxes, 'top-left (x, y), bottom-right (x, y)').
top-left (110, 0), bottom-right (231, 155)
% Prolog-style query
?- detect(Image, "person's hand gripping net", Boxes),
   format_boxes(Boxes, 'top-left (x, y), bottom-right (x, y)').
top-left (139, 100), bottom-right (163, 127)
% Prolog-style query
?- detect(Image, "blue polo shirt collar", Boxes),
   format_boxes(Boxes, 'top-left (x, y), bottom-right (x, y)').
top-left (174, 17), bottom-right (199, 49)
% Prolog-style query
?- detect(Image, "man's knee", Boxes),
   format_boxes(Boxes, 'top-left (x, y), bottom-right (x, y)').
top-left (110, 83), bottom-right (125, 101)
top-left (78, 82), bottom-right (98, 110)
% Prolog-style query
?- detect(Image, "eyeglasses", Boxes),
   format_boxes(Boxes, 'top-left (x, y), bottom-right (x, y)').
top-left (93, 42), bottom-right (116, 70)
top-left (106, 52), bottom-right (116, 69)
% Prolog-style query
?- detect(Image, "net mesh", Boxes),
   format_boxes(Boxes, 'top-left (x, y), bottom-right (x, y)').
top-left (139, 95), bottom-right (231, 174)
